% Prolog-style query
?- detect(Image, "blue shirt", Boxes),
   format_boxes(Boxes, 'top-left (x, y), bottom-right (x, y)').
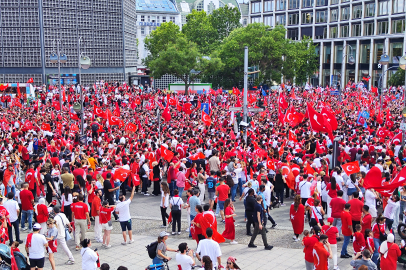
top-left (206, 177), bottom-right (217, 192)
top-left (258, 191), bottom-right (267, 209)
top-left (189, 195), bottom-right (200, 216)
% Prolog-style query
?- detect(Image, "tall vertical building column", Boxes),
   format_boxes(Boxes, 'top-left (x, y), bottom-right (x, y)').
top-left (355, 39), bottom-right (360, 85)
top-left (369, 39), bottom-right (374, 87)
top-left (330, 41), bottom-right (335, 86)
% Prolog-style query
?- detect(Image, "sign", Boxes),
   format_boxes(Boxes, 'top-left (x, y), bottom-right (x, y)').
top-left (138, 22), bottom-right (161, 27)
top-left (400, 123), bottom-right (406, 131)
top-left (47, 74), bottom-right (78, 85)
top-left (201, 103), bottom-right (209, 115)
top-left (79, 135), bottom-right (87, 145)
top-left (330, 90), bottom-right (340, 95)
top-left (247, 107), bottom-right (264, 112)
top-left (229, 107), bottom-right (242, 112)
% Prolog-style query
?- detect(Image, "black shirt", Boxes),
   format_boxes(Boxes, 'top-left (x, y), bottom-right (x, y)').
top-left (44, 174), bottom-right (54, 193)
top-left (274, 174), bottom-right (284, 190)
top-left (103, 180), bottom-right (113, 199)
top-left (245, 195), bottom-right (256, 213)
top-left (254, 202), bottom-right (264, 223)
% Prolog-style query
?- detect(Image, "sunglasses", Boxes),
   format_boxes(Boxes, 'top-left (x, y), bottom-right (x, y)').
top-left (227, 262), bottom-right (232, 264)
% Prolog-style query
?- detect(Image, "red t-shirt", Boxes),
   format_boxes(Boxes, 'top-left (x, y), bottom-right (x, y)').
top-left (313, 242), bottom-right (329, 270)
top-left (100, 206), bottom-right (114, 224)
top-left (330, 197), bottom-right (346, 218)
top-left (372, 223), bottom-right (386, 239)
top-left (326, 183), bottom-right (340, 198)
top-left (72, 168), bottom-right (85, 184)
top-left (321, 225), bottom-right (338, 245)
top-left (216, 184), bottom-right (230, 201)
top-left (353, 231), bottom-right (366, 253)
top-left (91, 196), bottom-right (101, 217)
top-left (86, 183), bottom-right (97, 204)
top-left (303, 235), bottom-right (319, 262)
top-left (349, 198), bottom-right (364, 221)
top-left (341, 211), bottom-right (353, 236)
top-left (361, 213), bottom-right (372, 235)
top-left (193, 213), bottom-right (203, 235)
top-left (20, 190), bottom-right (34, 211)
top-left (21, 147), bottom-right (29, 160)
top-left (71, 202), bottom-right (88, 220)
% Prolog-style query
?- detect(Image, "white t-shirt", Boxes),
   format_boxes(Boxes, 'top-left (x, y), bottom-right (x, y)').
top-left (55, 213), bottom-right (70, 239)
top-left (4, 200), bottom-right (19, 222)
top-left (170, 197), bottom-right (184, 208)
top-left (196, 239), bottom-right (222, 268)
top-left (115, 199), bottom-right (131, 221)
top-left (26, 233), bottom-right (47, 259)
top-left (161, 191), bottom-right (169, 208)
top-left (176, 253), bottom-right (194, 270)
top-left (335, 175), bottom-right (344, 190)
top-left (299, 181), bottom-right (311, 198)
top-left (364, 189), bottom-right (376, 209)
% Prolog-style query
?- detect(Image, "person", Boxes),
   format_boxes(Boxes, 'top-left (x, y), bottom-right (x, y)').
top-left (188, 189), bottom-right (200, 237)
top-left (100, 263), bottom-right (110, 270)
top-left (4, 192), bottom-right (22, 245)
top-left (379, 233), bottom-right (401, 270)
top-left (290, 195), bottom-right (305, 241)
top-left (175, 242), bottom-right (195, 270)
top-left (72, 194), bottom-right (91, 251)
top-left (206, 171), bottom-right (217, 210)
top-left (25, 223), bottom-right (48, 270)
top-left (46, 218), bottom-right (58, 270)
top-left (160, 182), bottom-right (170, 228)
top-left (53, 206), bottom-right (75, 265)
top-left (61, 187), bottom-right (73, 221)
top-left (92, 189), bottom-right (102, 243)
top-left (176, 167), bottom-right (186, 196)
top-left (248, 196), bottom-right (273, 250)
top-left (196, 228), bottom-right (222, 269)
top-left (152, 161), bottom-right (161, 196)
top-left (245, 188), bottom-right (256, 236)
top-left (102, 173), bottom-right (119, 221)
top-left (371, 215), bottom-right (386, 264)
top-left (383, 195), bottom-right (400, 232)
top-left (330, 190), bottom-right (346, 238)
top-left (80, 238), bottom-right (99, 270)
top-left (100, 200), bottom-right (116, 248)
top-left (199, 255), bottom-right (213, 270)
top-left (169, 189), bottom-right (183, 234)
top-left (322, 217), bottom-right (339, 270)
top-left (141, 159), bottom-right (150, 195)
top-left (216, 177), bottom-right (230, 222)
top-left (225, 257), bottom-right (240, 270)
top-left (20, 182), bottom-right (34, 232)
top-left (349, 192), bottom-right (364, 233)
top-left (41, 168), bottom-right (56, 204)
top-left (303, 225), bottom-right (321, 270)
top-left (313, 234), bottom-right (333, 270)
top-left (274, 169), bottom-right (286, 206)
top-left (340, 203), bottom-right (353, 258)
top-left (222, 198), bottom-right (237, 244)
top-left (353, 224), bottom-right (366, 255)
top-left (35, 198), bottom-right (49, 234)
top-left (350, 249), bottom-right (377, 270)
top-left (299, 175), bottom-right (311, 205)
top-left (61, 167), bottom-right (74, 190)
top-left (192, 205), bottom-right (206, 242)
top-left (115, 185), bottom-right (135, 245)
top-left (309, 199), bottom-right (325, 227)
top-left (153, 231), bottom-right (177, 264)
top-left (361, 205), bottom-right (372, 235)
top-left (197, 167), bottom-right (207, 203)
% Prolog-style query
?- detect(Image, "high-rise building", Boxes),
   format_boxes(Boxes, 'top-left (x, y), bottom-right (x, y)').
top-left (249, 0), bottom-right (406, 88)
top-left (0, 0), bottom-right (137, 86)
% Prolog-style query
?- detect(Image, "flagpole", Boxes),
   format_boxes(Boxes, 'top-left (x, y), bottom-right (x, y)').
top-left (243, 46), bottom-right (248, 144)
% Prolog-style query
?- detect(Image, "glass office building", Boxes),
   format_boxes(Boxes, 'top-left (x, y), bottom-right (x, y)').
top-left (249, 0), bottom-right (406, 88)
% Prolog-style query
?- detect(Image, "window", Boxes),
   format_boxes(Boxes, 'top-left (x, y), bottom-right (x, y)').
top-left (251, 1), bottom-right (261, 13)
top-left (352, 24), bottom-right (361, 36)
top-left (288, 13), bottom-right (299, 25)
top-left (276, 14), bottom-right (286, 25)
top-left (378, 1), bottom-right (388, 15)
top-left (315, 10), bottom-right (327, 23)
top-left (335, 45), bottom-right (343, 63)
top-left (364, 22), bottom-right (374, 35)
top-left (289, 0), bottom-right (299, 9)
top-left (316, 0), bottom-right (326, 6)
top-left (196, 1), bottom-right (204, 11)
top-left (302, 12), bottom-right (313, 24)
top-left (331, 0), bottom-right (339, 4)
top-left (330, 26), bottom-right (338, 38)
top-left (151, 16), bottom-right (156, 22)
top-left (392, 19), bottom-right (405, 34)
top-left (170, 17), bottom-right (175, 23)
top-left (353, 5), bottom-right (362, 19)
top-left (141, 15), bottom-right (145, 22)
top-left (276, 0), bottom-right (286, 10)
top-left (147, 16), bottom-right (150, 22)
top-left (243, 18), bottom-right (248, 26)
top-left (374, 43), bottom-right (383, 63)
top-left (162, 17), bottom-right (166, 22)
top-left (360, 44), bottom-right (370, 63)
top-left (324, 45), bottom-right (331, 63)
top-left (207, 1), bottom-right (215, 14)
top-left (365, 3), bottom-right (375, 17)
top-left (330, 9), bottom-right (338, 22)
top-left (393, 0), bottom-right (406, 13)
top-left (341, 7), bottom-right (350, 20)
top-left (378, 21), bottom-right (388, 34)
top-left (341, 0), bottom-right (349, 2)
top-left (302, 0), bottom-right (313, 8)
top-left (219, 1), bottom-right (224, 7)
top-left (264, 16), bottom-right (274, 26)
top-left (340, 25), bottom-right (349, 37)
top-left (141, 27), bottom-right (145, 35)
top-left (391, 43), bottom-right (403, 63)
top-left (264, 1), bottom-right (273, 12)
top-left (287, 29), bottom-right (298, 40)
top-left (315, 27), bottom-right (327, 39)
top-left (251, 17), bottom-right (261, 23)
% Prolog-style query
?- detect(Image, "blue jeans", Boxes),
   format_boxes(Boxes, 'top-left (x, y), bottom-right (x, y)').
top-left (340, 235), bottom-right (351, 256)
top-left (372, 238), bottom-right (381, 264)
top-left (238, 178), bottom-right (246, 197)
top-left (177, 187), bottom-right (184, 196)
top-left (114, 182), bottom-right (120, 201)
top-left (231, 184), bottom-right (238, 202)
top-left (215, 202), bottom-right (220, 215)
top-left (169, 182), bottom-right (175, 197)
top-left (189, 214), bottom-right (195, 237)
top-left (21, 210), bottom-right (33, 230)
top-left (7, 185), bottom-right (15, 199)
top-left (152, 256), bottom-right (163, 265)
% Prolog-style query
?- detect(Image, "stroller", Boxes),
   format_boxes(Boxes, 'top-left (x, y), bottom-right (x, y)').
top-left (0, 244), bottom-right (29, 270)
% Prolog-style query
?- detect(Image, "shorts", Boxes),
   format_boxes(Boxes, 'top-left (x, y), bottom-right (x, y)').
top-left (120, 219), bottom-right (132, 232)
top-left (30, 258), bottom-right (45, 268)
top-left (347, 188), bottom-right (357, 196)
top-left (218, 200), bottom-right (225, 210)
top-left (47, 246), bottom-right (57, 254)
top-left (369, 206), bottom-right (377, 218)
top-left (102, 223), bottom-right (113, 231)
top-left (208, 192), bottom-right (215, 201)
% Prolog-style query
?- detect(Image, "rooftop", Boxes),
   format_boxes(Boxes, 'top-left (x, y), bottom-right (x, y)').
top-left (136, 0), bottom-right (179, 13)
top-left (175, 0), bottom-right (240, 14)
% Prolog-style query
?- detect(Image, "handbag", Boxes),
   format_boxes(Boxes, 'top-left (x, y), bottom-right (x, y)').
top-left (58, 214), bottom-right (72, 241)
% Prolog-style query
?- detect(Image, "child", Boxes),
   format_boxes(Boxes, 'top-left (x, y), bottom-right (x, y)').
top-left (11, 241), bottom-right (20, 252)
top-left (353, 224), bottom-right (366, 256)
top-left (365, 229), bottom-right (374, 255)
top-left (302, 230), bottom-right (310, 253)
top-left (46, 218), bottom-right (58, 270)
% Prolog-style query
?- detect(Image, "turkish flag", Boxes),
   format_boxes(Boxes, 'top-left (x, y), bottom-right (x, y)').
top-left (114, 167), bottom-right (131, 182)
top-left (183, 103), bottom-right (193, 115)
top-left (162, 103), bottom-right (171, 122)
top-left (232, 87), bottom-right (240, 95)
top-left (168, 96), bottom-right (177, 106)
top-left (306, 162), bottom-right (315, 176)
top-left (26, 77), bottom-right (33, 84)
top-left (113, 102), bottom-right (120, 117)
top-left (10, 247), bottom-right (18, 270)
top-left (69, 112), bottom-right (80, 120)
top-left (134, 96), bottom-right (141, 105)
top-left (321, 107), bottom-right (338, 130)
top-left (70, 124), bottom-right (79, 132)
top-left (284, 107), bottom-right (299, 127)
top-left (278, 94), bottom-right (288, 109)
top-left (307, 103), bottom-right (325, 132)
top-left (202, 111), bottom-right (211, 126)
top-left (281, 163), bottom-right (295, 190)
top-left (56, 122), bottom-right (63, 130)
top-left (107, 110), bottom-right (121, 126)
top-left (363, 167), bottom-right (384, 189)
top-left (376, 111), bottom-right (383, 125)
top-left (161, 145), bottom-right (174, 161)
top-left (290, 163), bottom-right (300, 177)
top-left (125, 123), bottom-right (138, 133)
top-left (377, 127), bottom-right (388, 138)
top-left (315, 141), bottom-right (324, 154)
top-left (266, 158), bottom-right (275, 170)
top-left (288, 130), bottom-right (298, 142)
top-left (391, 132), bottom-right (402, 145)
top-left (189, 152), bottom-right (205, 160)
top-left (278, 107), bottom-right (285, 125)
top-left (41, 123), bottom-right (51, 131)
top-left (176, 145), bottom-right (187, 159)
top-left (23, 121), bottom-right (33, 130)
top-left (52, 101), bottom-right (60, 110)
top-left (385, 119), bottom-right (394, 129)
top-left (94, 105), bottom-right (106, 119)
top-left (341, 161), bottom-right (360, 175)
top-left (12, 98), bottom-right (22, 108)
top-left (229, 130), bottom-right (236, 140)
top-left (374, 166), bottom-right (406, 191)
top-left (131, 173), bottom-right (141, 186)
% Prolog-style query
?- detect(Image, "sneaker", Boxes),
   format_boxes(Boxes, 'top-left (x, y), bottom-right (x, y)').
top-left (28, 229), bottom-right (33, 233)
top-left (280, 203), bottom-right (285, 206)
top-left (230, 240), bottom-right (238, 245)
top-left (121, 242), bottom-right (127, 245)
top-left (294, 237), bottom-right (299, 242)
top-left (160, 225), bottom-right (167, 228)
top-left (333, 267), bottom-right (340, 270)
top-left (292, 236), bottom-right (296, 240)
top-left (144, 193), bottom-right (150, 196)
top-left (177, 232), bottom-right (181, 235)
top-left (75, 246), bottom-right (80, 251)
top-left (128, 240), bottom-right (134, 244)
top-left (96, 238), bottom-right (103, 243)
top-left (172, 232), bottom-right (176, 235)
top-left (221, 220), bottom-right (225, 223)
top-left (65, 260), bottom-right (75, 265)
top-left (248, 243), bottom-right (257, 248)
top-left (271, 223), bottom-right (277, 228)
top-left (18, 240), bottom-right (23, 244)
top-left (105, 245), bottom-right (111, 249)
top-left (102, 243), bottom-right (106, 247)
top-left (265, 245), bottom-right (273, 250)
top-left (185, 229), bottom-right (190, 232)
top-left (21, 228), bottom-right (27, 231)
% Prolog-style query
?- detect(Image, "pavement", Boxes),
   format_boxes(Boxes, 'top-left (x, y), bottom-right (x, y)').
top-left (15, 190), bottom-right (406, 269)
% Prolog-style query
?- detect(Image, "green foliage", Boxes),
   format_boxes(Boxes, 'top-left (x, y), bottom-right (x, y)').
top-left (388, 68), bottom-right (405, 87)
top-left (210, 6), bottom-right (242, 42)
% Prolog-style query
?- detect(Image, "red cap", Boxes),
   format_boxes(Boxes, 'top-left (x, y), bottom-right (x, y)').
top-left (327, 217), bottom-right (334, 223)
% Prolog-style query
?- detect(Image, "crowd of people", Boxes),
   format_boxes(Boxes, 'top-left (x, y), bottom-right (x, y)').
top-left (0, 81), bottom-right (405, 270)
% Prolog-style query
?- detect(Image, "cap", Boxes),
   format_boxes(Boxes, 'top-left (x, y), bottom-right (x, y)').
top-left (159, 231), bottom-right (170, 238)
top-left (33, 223), bottom-right (41, 230)
top-left (181, 158), bottom-right (187, 161)
top-left (327, 217), bottom-right (334, 224)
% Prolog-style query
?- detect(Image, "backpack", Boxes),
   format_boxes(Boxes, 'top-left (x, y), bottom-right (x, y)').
top-left (91, 123), bottom-right (98, 132)
top-left (139, 166), bottom-right (146, 178)
top-left (146, 241), bottom-right (159, 259)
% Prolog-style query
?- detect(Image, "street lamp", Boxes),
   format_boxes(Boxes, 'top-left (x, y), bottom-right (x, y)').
top-left (77, 37), bottom-right (91, 140)
top-left (340, 44), bottom-right (355, 101)
top-left (49, 40), bottom-right (67, 111)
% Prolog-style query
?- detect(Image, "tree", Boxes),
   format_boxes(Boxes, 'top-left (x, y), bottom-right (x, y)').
top-left (388, 68), bottom-right (405, 87)
top-left (210, 6), bottom-right (241, 42)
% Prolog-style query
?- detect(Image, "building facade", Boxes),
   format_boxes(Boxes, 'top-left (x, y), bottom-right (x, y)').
top-left (249, 0), bottom-right (406, 88)
top-left (0, 0), bottom-right (137, 86)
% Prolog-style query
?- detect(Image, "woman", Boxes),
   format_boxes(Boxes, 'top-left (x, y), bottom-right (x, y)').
top-left (371, 215), bottom-right (386, 264)
top-left (51, 164), bottom-right (61, 194)
top-left (80, 239), bottom-right (99, 270)
top-left (326, 177), bottom-right (340, 217)
top-left (95, 174), bottom-right (104, 196)
top-left (169, 189), bottom-right (183, 234)
top-left (153, 231), bottom-right (177, 264)
top-left (62, 187), bottom-right (73, 221)
top-left (222, 198), bottom-right (237, 244)
top-left (160, 182), bottom-right (170, 228)
top-left (274, 169), bottom-right (286, 206)
top-left (152, 161), bottom-right (161, 196)
top-left (188, 163), bottom-right (198, 186)
top-left (379, 233), bottom-right (401, 270)
top-left (238, 161), bottom-right (247, 197)
top-left (225, 256), bottom-right (240, 270)
top-left (46, 218), bottom-right (58, 270)
top-left (35, 198), bottom-right (49, 234)
top-left (290, 195), bottom-right (305, 241)
top-left (75, 175), bottom-right (86, 196)
top-left (309, 199), bottom-right (325, 227)
top-left (199, 255), bottom-right (213, 270)
top-left (346, 174), bottom-right (358, 200)
top-left (197, 167), bottom-right (207, 204)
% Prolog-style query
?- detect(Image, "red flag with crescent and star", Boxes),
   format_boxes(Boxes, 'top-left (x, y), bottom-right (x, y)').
top-left (341, 161), bottom-right (360, 175)
top-left (161, 145), bottom-right (174, 162)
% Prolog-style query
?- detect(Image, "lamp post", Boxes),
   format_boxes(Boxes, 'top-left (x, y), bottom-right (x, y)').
top-left (340, 44), bottom-right (355, 101)
top-left (399, 17), bottom-right (406, 145)
top-left (49, 40), bottom-right (67, 111)
top-left (378, 66), bottom-right (398, 111)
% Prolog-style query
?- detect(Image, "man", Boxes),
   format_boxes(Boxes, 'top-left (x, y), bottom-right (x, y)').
top-left (313, 234), bottom-right (333, 270)
top-left (4, 192), bottom-right (22, 245)
top-left (208, 151), bottom-right (221, 172)
top-left (140, 158), bottom-right (150, 195)
top-left (206, 171), bottom-right (217, 210)
top-left (188, 189), bottom-right (201, 237)
top-left (258, 184), bottom-right (276, 229)
top-left (25, 164), bottom-right (38, 200)
top-left (3, 164), bottom-right (15, 197)
top-left (215, 177), bottom-right (229, 222)
top-left (340, 203), bottom-right (353, 258)
top-left (350, 249), bottom-right (377, 270)
top-left (61, 167), bottom-right (74, 190)
top-left (303, 226), bottom-right (320, 270)
top-left (248, 196), bottom-right (273, 250)
top-left (196, 228), bottom-right (222, 269)
top-left (361, 205), bottom-right (372, 235)
top-left (115, 185), bottom-right (135, 245)
top-left (72, 162), bottom-right (85, 185)
top-left (176, 242), bottom-right (195, 270)
top-left (349, 192), bottom-right (364, 232)
top-left (298, 175), bottom-right (311, 205)
top-left (25, 223), bottom-right (48, 270)
top-left (245, 188), bottom-right (256, 236)
top-left (103, 173), bottom-right (119, 221)
top-left (330, 190), bottom-right (346, 238)
top-left (20, 182), bottom-right (34, 232)
top-left (71, 194), bottom-right (90, 251)
top-left (100, 200), bottom-right (116, 248)
top-left (53, 206), bottom-right (74, 264)
top-left (92, 189), bottom-right (102, 243)
top-left (383, 195), bottom-right (400, 232)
